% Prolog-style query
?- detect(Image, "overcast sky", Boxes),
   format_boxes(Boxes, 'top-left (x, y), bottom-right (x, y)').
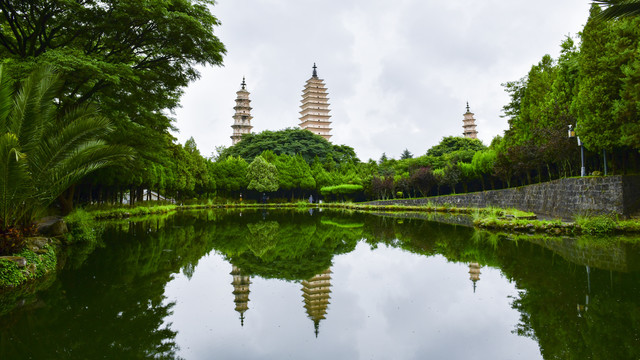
top-left (172, 0), bottom-right (593, 161)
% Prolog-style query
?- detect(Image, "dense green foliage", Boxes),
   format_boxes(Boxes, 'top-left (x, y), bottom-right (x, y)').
top-left (0, 66), bottom-right (133, 233)
top-left (0, 244), bottom-right (56, 287)
top-left (220, 128), bottom-right (359, 164)
top-left (4, 1), bottom-right (640, 229)
top-left (575, 214), bottom-right (618, 234)
top-left (320, 184), bottom-right (364, 201)
top-left (0, 0), bottom-right (226, 210)
top-left (490, 4), bottom-right (640, 186)
top-left (246, 155), bottom-right (279, 193)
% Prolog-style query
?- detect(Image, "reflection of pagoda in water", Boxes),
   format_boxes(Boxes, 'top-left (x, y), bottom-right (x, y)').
top-left (469, 262), bottom-right (481, 293)
top-left (302, 268), bottom-right (332, 337)
top-left (230, 265), bottom-right (251, 326)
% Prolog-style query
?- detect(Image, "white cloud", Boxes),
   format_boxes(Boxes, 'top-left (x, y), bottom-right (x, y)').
top-left (173, 0), bottom-right (592, 160)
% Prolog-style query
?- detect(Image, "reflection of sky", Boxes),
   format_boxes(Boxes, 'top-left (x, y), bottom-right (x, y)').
top-left (163, 242), bottom-right (542, 359)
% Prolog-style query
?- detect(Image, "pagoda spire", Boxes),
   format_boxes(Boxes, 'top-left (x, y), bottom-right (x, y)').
top-left (231, 77), bottom-right (253, 145)
top-left (299, 64), bottom-right (332, 140)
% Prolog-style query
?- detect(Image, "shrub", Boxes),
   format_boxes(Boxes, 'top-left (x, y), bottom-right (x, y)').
top-left (65, 209), bottom-right (101, 244)
top-left (575, 215), bottom-right (617, 235)
top-left (320, 184), bottom-right (364, 201)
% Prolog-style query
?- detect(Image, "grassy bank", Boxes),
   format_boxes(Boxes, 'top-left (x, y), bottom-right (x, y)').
top-left (74, 201), bottom-right (535, 218)
top-left (69, 201), bottom-right (640, 238)
top-left (474, 212), bottom-right (640, 236)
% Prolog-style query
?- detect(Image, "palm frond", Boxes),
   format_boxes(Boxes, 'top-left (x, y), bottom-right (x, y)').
top-left (10, 65), bottom-right (59, 155)
top-left (30, 109), bottom-right (114, 179)
top-left (593, 0), bottom-right (640, 19)
top-left (0, 133), bottom-right (31, 227)
top-left (0, 64), bottom-right (135, 230)
top-left (0, 66), bottom-right (14, 132)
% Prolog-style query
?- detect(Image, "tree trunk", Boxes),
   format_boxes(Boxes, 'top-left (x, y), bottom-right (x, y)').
top-left (58, 185), bottom-right (76, 215)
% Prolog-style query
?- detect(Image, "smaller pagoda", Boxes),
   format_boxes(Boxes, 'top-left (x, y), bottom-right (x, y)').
top-left (230, 265), bottom-right (251, 326)
top-left (462, 102), bottom-right (478, 139)
top-left (231, 77), bottom-right (253, 145)
top-left (468, 262), bottom-right (481, 293)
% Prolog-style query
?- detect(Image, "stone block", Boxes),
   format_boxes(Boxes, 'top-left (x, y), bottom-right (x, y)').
top-left (36, 216), bottom-right (68, 236)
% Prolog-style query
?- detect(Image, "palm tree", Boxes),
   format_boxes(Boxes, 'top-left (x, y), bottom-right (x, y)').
top-left (0, 65), bottom-right (134, 232)
top-left (593, 0), bottom-right (640, 19)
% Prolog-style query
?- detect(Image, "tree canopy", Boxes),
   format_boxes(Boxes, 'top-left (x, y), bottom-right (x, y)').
top-left (220, 128), bottom-right (358, 165)
top-left (246, 156), bottom-right (279, 193)
top-left (0, 0), bottom-right (226, 196)
top-left (426, 137), bottom-right (486, 158)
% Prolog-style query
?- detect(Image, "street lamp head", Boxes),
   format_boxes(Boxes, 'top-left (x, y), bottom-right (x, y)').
top-left (568, 124), bottom-right (576, 138)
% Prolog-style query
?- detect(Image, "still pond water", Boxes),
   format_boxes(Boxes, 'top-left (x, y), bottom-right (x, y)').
top-left (1, 209), bottom-right (640, 359)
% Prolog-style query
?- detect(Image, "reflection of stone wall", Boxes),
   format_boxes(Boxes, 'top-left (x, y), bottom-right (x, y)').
top-left (366, 176), bottom-right (640, 219)
top-left (371, 212), bottom-right (474, 227)
top-left (525, 237), bottom-right (640, 273)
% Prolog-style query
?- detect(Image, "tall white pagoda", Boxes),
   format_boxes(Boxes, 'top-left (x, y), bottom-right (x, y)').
top-left (299, 63), bottom-right (332, 141)
top-left (231, 77), bottom-right (253, 145)
top-left (462, 102), bottom-right (478, 139)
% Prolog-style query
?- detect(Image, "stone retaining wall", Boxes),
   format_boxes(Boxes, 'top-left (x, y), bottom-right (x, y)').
top-left (366, 175), bottom-right (640, 219)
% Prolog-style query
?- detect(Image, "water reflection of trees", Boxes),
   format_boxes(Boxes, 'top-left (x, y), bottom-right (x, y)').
top-left (0, 217), bottom-right (191, 359)
top-left (2, 210), bottom-right (639, 359)
top-left (493, 239), bottom-right (640, 360)
top-left (211, 210), bottom-right (362, 281)
top-left (351, 213), bottom-right (640, 359)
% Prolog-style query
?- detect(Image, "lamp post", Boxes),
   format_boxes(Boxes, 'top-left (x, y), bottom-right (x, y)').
top-left (568, 125), bottom-right (586, 177)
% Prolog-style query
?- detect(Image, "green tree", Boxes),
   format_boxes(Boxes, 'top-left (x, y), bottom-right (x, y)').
top-left (311, 158), bottom-right (333, 189)
top-left (572, 5), bottom-right (619, 152)
top-left (0, 0), bottom-right (226, 198)
top-left (573, 5), bottom-right (640, 155)
top-left (400, 149), bottom-right (413, 160)
top-left (320, 184), bottom-right (364, 201)
top-left (471, 149), bottom-right (497, 189)
top-left (0, 65), bottom-right (133, 232)
top-left (426, 136), bottom-right (486, 157)
top-left (442, 163), bottom-right (461, 194)
top-left (409, 167), bottom-right (436, 197)
top-left (499, 36), bottom-right (584, 180)
top-left (246, 156), bottom-right (279, 193)
top-left (222, 128), bottom-right (353, 165)
top-left (212, 156), bottom-right (248, 194)
top-left (294, 154), bottom-right (317, 191)
top-left (270, 153), bottom-right (313, 200)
